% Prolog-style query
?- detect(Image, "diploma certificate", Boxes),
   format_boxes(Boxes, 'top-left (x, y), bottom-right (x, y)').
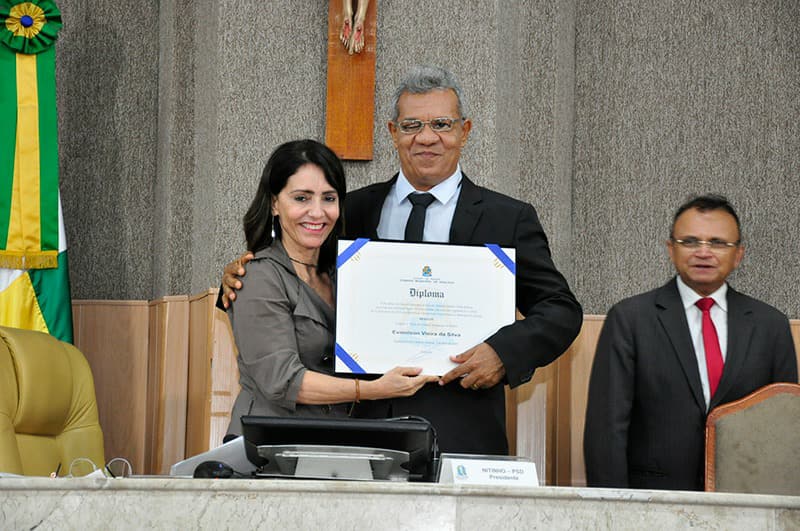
top-left (335, 239), bottom-right (516, 375)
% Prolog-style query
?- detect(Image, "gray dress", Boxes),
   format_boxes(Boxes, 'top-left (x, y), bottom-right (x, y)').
top-left (226, 240), bottom-right (348, 436)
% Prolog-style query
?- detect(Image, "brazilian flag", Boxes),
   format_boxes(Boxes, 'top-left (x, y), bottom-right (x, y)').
top-left (0, 1), bottom-right (71, 343)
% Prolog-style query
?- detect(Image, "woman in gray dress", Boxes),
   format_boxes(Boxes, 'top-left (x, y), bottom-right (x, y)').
top-left (227, 139), bottom-right (436, 435)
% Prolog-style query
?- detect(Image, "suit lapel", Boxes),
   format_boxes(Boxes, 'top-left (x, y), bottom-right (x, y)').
top-left (362, 175), bottom-right (396, 239)
top-left (710, 288), bottom-right (753, 409)
top-left (449, 174), bottom-right (484, 244)
top-left (656, 278), bottom-right (706, 412)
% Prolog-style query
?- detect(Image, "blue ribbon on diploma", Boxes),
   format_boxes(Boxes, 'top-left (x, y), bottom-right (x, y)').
top-left (335, 343), bottom-right (366, 374)
top-left (336, 238), bottom-right (371, 373)
top-left (337, 238), bottom-right (371, 268)
top-left (485, 244), bottom-right (516, 275)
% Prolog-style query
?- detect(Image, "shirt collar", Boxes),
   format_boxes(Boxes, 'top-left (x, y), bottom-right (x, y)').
top-left (392, 165), bottom-right (463, 206)
top-left (675, 275), bottom-right (728, 313)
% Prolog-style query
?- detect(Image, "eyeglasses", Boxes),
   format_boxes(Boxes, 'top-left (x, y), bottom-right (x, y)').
top-left (394, 117), bottom-right (464, 134)
top-left (672, 237), bottom-right (740, 251)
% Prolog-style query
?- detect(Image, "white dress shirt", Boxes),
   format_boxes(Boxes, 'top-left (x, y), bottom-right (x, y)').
top-left (376, 166), bottom-right (463, 242)
top-left (675, 276), bottom-right (729, 410)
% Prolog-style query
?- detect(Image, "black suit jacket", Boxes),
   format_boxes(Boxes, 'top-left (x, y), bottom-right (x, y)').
top-left (584, 278), bottom-right (798, 490)
top-left (346, 174), bottom-right (583, 454)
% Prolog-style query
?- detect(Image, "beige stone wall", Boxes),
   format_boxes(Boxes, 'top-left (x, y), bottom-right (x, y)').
top-left (57, 1), bottom-right (800, 321)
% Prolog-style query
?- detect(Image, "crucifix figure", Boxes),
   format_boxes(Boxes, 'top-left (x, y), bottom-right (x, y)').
top-left (326, 0), bottom-right (377, 159)
top-left (339, 0), bottom-right (370, 54)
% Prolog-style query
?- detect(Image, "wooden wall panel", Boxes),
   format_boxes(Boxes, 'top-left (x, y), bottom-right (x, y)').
top-left (554, 316), bottom-right (605, 487)
top-left (145, 296), bottom-right (189, 474)
top-left (185, 292), bottom-right (213, 457)
top-left (512, 362), bottom-right (557, 485)
top-left (185, 290), bottom-right (239, 457)
top-left (508, 307), bottom-right (557, 485)
top-left (208, 305), bottom-right (239, 449)
top-left (73, 296), bottom-right (800, 483)
top-left (72, 300), bottom-right (149, 474)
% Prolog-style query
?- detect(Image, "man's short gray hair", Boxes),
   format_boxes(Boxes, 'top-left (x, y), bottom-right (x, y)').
top-left (391, 65), bottom-right (466, 121)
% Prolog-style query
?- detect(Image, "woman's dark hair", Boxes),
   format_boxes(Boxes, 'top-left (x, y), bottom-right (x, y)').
top-left (243, 139), bottom-right (346, 272)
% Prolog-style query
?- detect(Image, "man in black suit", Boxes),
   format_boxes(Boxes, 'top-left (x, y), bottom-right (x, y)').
top-left (584, 195), bottom-right (798, 490)
top-left (223, 65), bottom-right (582, 455)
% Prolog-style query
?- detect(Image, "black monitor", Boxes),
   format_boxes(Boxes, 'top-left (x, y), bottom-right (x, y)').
top-left (240, 415), bottom-right (438, 482)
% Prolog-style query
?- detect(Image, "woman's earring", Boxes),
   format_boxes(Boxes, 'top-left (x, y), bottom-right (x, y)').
top-left (271, 216), bottom-right (276, 239)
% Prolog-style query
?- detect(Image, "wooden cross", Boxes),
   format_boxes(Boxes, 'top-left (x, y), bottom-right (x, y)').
top-left (325, 0), bottom-right (377, 160)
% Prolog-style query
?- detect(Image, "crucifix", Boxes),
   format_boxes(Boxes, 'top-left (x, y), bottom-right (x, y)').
top-left (325, 0), bottom-right (377, 160)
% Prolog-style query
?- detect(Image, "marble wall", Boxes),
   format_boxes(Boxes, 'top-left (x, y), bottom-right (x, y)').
top-left (56, 1), bottom-right (800, 318)
top-left (572, 0), bottom-right (800, 314)
top-left (57, 0), bottom-right (159, 299)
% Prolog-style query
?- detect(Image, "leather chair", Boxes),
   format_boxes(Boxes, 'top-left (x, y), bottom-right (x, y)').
top-left (0, 326), bottom-right (104, 476)
top-left (705, 382), bottom-right (800, 495)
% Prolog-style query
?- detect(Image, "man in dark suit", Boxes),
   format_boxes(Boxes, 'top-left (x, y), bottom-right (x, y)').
top-left (222, 65), bottom-right (582, 455)
top-left (584, 195), bottom-right (798, 490)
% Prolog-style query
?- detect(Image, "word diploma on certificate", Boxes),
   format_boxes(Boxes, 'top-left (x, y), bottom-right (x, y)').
top-left (335, 239), bottom-right (516, 375)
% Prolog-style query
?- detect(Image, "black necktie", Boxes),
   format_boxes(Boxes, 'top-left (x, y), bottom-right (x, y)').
top-left (404, 193), bottom-right (436, 242)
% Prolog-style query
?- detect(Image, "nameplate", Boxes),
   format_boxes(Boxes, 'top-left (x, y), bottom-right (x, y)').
top-left (437, 454), bottom-right (539, 487)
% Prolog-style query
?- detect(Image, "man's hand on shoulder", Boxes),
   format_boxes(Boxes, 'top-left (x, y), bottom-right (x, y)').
top-left (220, 251), bottom-right (254, 308)
top-left (439, 342), bottom-right (506, 390)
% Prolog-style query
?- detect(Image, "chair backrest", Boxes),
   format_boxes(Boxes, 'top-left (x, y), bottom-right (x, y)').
top-left (705, 382), bottom-right (800, 495)
top-left (0, 326), bottom-right (104, 476)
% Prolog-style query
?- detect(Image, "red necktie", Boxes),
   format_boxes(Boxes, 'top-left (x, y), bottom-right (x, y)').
top-left (696, 298), bottom-right (724, 398)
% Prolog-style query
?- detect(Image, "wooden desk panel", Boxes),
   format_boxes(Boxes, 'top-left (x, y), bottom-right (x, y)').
top-left (146, 296), bottom-right (189, 474)
top-left (72, 300), bottom-right (149, 474)
top-left (185, 290), bottom-right (239, 457)
top-left (73, 296), bottom-right (800, 484)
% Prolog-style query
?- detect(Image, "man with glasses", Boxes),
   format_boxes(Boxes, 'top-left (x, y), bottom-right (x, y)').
top-left (222, 65), bottom-right (582, 455)
top-left (584, 194), bottom-right (797, 490)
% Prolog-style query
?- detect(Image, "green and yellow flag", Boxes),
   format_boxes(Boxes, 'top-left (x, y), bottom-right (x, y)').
top-left (0, 0), bottom-right (72, 342)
